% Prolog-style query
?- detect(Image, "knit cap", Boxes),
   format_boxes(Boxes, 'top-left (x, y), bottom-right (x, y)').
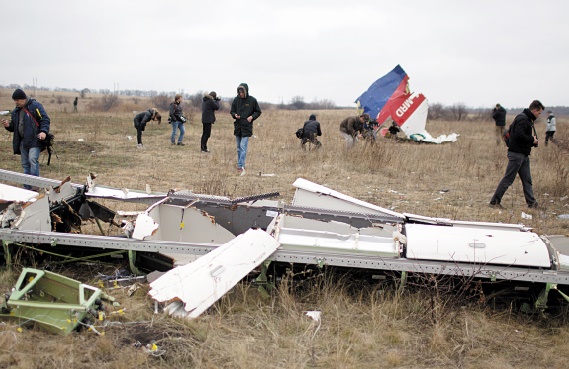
top-left (12, 88), bottom-right (27, 100)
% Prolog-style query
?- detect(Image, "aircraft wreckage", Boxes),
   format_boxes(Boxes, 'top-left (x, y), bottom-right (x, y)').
top-left (1, 168), bottom-right (569, 322)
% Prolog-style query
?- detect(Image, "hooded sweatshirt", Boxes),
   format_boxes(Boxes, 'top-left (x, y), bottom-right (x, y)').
top-left (230, 83), bottom-right (262, 137)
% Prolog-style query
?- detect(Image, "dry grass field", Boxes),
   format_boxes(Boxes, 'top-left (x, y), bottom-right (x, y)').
top-left (1, 88), bottom-right (569, 368)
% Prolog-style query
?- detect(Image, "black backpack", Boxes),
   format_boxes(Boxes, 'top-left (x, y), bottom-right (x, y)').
top-left (502, 116), bottom-right (519, 148)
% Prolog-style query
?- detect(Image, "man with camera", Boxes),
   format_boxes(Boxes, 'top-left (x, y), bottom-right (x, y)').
top-left (489, 100), bottom-right (544, 209)
top-left (492, 103), bottom-right (507, 145)
top-left (339, 113), bottom-right (369, 149)
top-left (169, 93), bottom-right (187, 146)
top-left (201, 91), bottom-right (220, 153)
top-left (2, 88), bottom-right (50, 189)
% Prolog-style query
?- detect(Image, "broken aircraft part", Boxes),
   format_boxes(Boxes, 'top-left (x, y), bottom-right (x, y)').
top-left (0, 268), bottom-right (107, 335)
top-left (149, 229), bottom-right (280, 319)
top-left (2, 168), bottom-right (569, 314)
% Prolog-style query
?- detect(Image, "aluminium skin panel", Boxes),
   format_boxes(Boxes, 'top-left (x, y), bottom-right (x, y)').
top-left (149, 229), bottom-right (280, 318)
top-left (271, 215), bottom-right (399, 257)
top-left (405, 223), bottom-right (551, 268)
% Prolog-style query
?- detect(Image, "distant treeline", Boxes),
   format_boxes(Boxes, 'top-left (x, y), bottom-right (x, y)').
top-left (2, 84), bottom-right (566, 118)
top-left (0, 84), bottom-right (341, 111)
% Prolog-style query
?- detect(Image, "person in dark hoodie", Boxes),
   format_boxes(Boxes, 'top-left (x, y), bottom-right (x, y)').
top-left (133, 108), bottom-right (161, 149)
top-left (301, 114), bottom-right (322, 151)
top-left (169, 94), bottom-right (186, 146)
top-left (2, 88), bottom-right (50, 189)
top-left (230, 83), bottom-right (262, 176)
top-left (201, 91), bottom-right (220, 152)
top-left (492, 103), bottom-right (507, 144)
top-left (489, 100), bottom-right (544, 209)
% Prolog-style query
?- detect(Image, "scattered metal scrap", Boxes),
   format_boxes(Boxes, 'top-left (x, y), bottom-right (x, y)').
top-left (2, 168), bottom-right (569, 319)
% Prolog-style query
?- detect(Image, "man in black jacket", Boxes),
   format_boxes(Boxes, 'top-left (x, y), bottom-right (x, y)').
top-left (2, 88), bottom-right (50, 189)
top-left (489, 100), bottom-right (544, 209)
top-left (134, 108), bottom-right (161, 149)
top-left (201, 91), bottom-right (220, 152)
top-left (301, 114), bottom-right (322, 151)
top-left (230, 83), bottom-right (262, 176)
top-left (492, 103), bottom-right (507, 144)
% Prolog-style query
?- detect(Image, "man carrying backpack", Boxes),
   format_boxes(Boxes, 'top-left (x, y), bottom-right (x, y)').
top-left (489, 100), bottom-right (543, 209)
top-left (2, 88), bottom-right (50, 189)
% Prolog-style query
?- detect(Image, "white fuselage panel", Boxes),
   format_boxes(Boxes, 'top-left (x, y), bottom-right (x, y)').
top-left (405, 223), bottom-right (550, 268)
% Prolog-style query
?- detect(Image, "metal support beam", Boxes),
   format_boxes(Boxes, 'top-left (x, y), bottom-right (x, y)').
top-left (128, 250), bottom-right (143, 276)
top-left (255, 261), bottom-right (273, 297)
top-left (0, 169), bottom-right (80, 190)
top-left (2, 229), bottom-right (569, 286)
top-left (2, 240), bottom-right (12, 270)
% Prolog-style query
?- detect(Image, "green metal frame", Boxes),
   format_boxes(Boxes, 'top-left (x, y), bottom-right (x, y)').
top-left (0, 268), bottom-right (103, 335)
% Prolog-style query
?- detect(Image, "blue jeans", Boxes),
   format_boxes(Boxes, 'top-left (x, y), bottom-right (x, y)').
top-left (490, 151), bottom-right (536, 207)
top-left (171, 121), bottom-right (185, 143)
top-left (20, 144), bottom-right (41, 189)
top-left (235, 136), bottom-right (249, 169)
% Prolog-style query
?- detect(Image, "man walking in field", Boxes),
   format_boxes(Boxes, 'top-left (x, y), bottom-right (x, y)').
top-left (2, 88), bottom-right (51, 189)
top-left (230, 83), bottom-right (262, 176)
top-left (545, 110), bottom-right (556, 146)
top-left (492, 103), bottom-right (507, 144)
top-left (489, 100), bottom-right (544, 209)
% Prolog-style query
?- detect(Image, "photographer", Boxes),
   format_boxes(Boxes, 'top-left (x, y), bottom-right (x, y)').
top-left (339, 113), bottom-right (368, 149)
top-left (490, 100), bottom-right (544, 209)
top-left (201, 91), bottom-right (220, 153)
top-left (492, 103), bottom-right (507, 144)
top-left (169, 94), bottom-right (187, 146)
top-left (2, 88), bottom-right (50, 189)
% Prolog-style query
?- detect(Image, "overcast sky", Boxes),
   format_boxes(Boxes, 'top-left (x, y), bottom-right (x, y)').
top-left (1, 0), bottom-right (567, 109)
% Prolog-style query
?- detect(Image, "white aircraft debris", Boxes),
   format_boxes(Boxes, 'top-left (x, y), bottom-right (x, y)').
top-left (148, 229), bottom-right (280, 319)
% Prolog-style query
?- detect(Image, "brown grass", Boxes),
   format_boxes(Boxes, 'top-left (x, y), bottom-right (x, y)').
top-left (1, 89), bottom-right (569, 368)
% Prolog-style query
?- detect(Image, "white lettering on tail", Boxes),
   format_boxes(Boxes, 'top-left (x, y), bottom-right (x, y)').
top-left (395, 95), bottom-right (419, 117)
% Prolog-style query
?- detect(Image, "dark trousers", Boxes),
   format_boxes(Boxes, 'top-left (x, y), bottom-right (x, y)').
top-left (490, 151), bottom-right (536, 207)
top-left (201, 123), bottom-right (212, 150)
top-left (136, 127), bottom-right (143, 144)
top-left (545, 131), bottom-right (555, 144)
